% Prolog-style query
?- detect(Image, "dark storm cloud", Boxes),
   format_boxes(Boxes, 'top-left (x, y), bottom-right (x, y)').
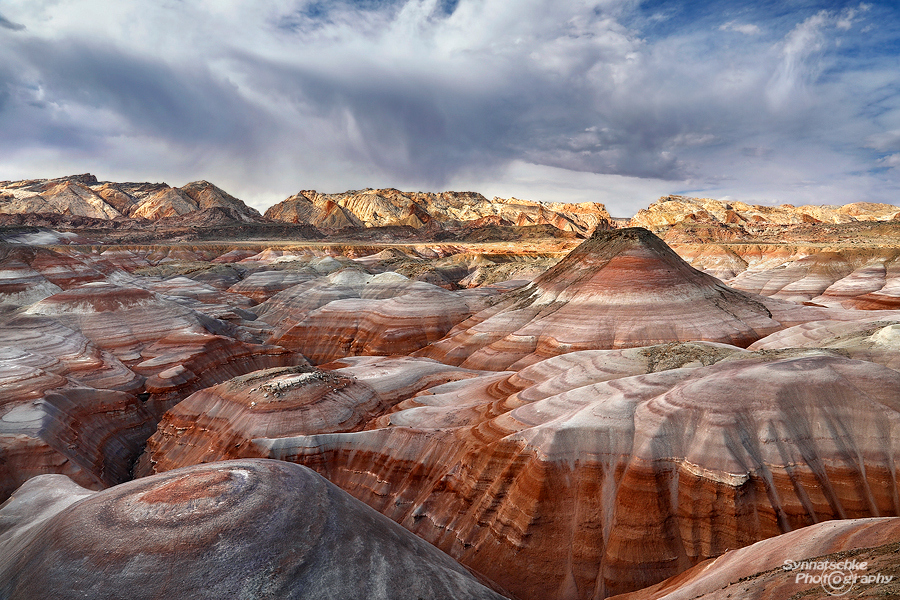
top-left (0, 36), bottom-right (274, 163)
top-left (0, 14), bottom-right (24, 31)
top-left (0, 0), bottom-right (898, 210)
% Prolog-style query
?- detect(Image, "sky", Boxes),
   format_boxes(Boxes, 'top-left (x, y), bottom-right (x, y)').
top-left (0, 1), bottom-right (898, 216)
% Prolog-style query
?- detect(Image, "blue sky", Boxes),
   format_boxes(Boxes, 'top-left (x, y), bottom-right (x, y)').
top-left (0, 0), bottom-right (898, 216)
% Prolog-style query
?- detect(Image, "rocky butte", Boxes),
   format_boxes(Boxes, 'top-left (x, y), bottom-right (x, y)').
top-left (1, 176), bottom-right (899, 600)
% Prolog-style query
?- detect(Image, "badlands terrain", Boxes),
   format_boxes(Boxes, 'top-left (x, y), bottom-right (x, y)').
top-left (2, 174), bottom-right (900, 599)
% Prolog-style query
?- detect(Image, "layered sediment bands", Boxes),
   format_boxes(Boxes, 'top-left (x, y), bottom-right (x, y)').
top-left (106, 272), bottom-right (259, 324)
top-left (728, 252), bottom-right (859, 303)
top-left (5, 281), bottom-right (302, 417)
top-left (136, 366), bottom-right (383, 475)
top-left (417, 228), bottom-right (783, 370)
top-left (500, 342), bottom-right (746, 402)
top-left (609, 517), bottom-right (900, 600)
top-left (0, 322), bottom-right (142, 392)
top-left (657, 244), bottom-right (749, 280)
top-left (256, 270), bottom-right (433, 324)
top-left (748, 318), bottom-right (900, 371)
top-left (318, 355), bottom-right (494, 403)
top-left (275, 289), bottom-right (473, 363)
top-left (711, 249), bottom-right (900, 309)
top-left (0, 255), bottom-right (62, 305)
top-left (138, 358), bottom-right (493, 476)
top-left (0, 365), bottom-right (153, 500)
top-left (0, 245), bottom-right (104, 299)
top-left (0, 460), bottom-right (509, 600)
top-left (144, 350), bottom-right (900, 600)
top-left (20, 282), bottom-right (231, 364)
top-left (226, 270), bottom-right (318, 302)
top-left (386, 355), bottom-right (900, 599)
top-left (831, 259), bottom-right (900, 309)
top-left (255, 270), bottom-right (479, 360)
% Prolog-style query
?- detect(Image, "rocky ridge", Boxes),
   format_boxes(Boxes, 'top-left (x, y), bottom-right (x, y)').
top-left (264, 188), bottom-right (612, 236)
top-left (0, 174), bottom-right (263, 223)
top-left (631, 195), bottom-right (900, 232)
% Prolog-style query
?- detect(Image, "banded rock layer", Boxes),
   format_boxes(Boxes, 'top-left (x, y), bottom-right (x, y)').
top-left (0, 368), bottom-right (153, 500)
top-left (140, 345), bottom-right (900, 600)
top-left (417, 228), bottom-right (783, 370)
top-left (256, 270), bottom-right (494, 363)
top-left (137, 357), bottom-right (494, 475)
top-left (610, 517), bottom-right (900, 600)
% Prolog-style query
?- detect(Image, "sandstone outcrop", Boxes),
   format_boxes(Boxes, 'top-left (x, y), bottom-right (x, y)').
top-left (265, 188), bottom-right (612, 235)
top-left (0, 460), bottom-right (510, 600)
top-left (0, 174), bottom-right (262, 222)
top-left (273, 291), bottom-right (472, 363)
top-left (631, 195), bottom-right (900, 230)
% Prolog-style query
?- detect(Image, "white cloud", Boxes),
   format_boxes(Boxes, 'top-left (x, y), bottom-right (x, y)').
top-left (879, 153), bottom-right (900, 168)
top-left (0, 0), bottom-right (896, 215)
top-left (719, 21), bottom-right (761, 35)
top-left (866, 130), bottom-right (900, 152)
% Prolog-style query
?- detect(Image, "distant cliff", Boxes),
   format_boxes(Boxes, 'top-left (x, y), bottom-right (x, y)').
top-left (631, 194), bottom-right (900, 230)
top-left (265, 188), bottom-right (612, 236)
top-left (0, 174), bottom-right (263, 223)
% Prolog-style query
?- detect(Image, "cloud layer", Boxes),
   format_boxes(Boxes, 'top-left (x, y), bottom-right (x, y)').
top-left (0, 0), bottom-right (897, 214)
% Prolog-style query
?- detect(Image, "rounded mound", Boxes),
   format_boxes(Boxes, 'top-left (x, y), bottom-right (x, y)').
top-left (0, 459), bottom-right (508, 600)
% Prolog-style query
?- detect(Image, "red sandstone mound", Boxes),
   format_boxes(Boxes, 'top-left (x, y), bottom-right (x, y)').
top-left (136, 358), bottom-right (494, 476)
top-left (254, 270), bottom-right (483, 363)
top-left (0, 459), bottom-right (510, 600)
top-left (139, 346), bottom-right (900, 600)
top-left (417, 227), bottom-right (783, 370)
top-left (610, 517), bottom-right (900, 600)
